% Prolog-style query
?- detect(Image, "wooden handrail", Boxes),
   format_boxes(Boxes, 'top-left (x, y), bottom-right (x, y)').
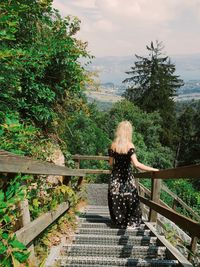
top-left (135, 164), bottom-right (200, 179)
top-left (16, 202), bottom-right (69, 245)
top-left (140, 196), bottom-right (200, 239)
top-left (139, 182), bottom-right (200, 221)
top-left (72, 153), bottom-right (200, 179)
top-left (0, 150), bottom-right (85, 177)
top-left (72, 155), bottom-right (109, 161)
top-left (1, 150), bottom-right (200, 260)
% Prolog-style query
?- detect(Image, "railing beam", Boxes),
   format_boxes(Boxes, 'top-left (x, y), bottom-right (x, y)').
top-left (140, 196), bottom-right (200, 238)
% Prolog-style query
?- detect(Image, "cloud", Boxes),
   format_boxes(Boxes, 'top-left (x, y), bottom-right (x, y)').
top-left (52, 0), bottom-right (200, 56)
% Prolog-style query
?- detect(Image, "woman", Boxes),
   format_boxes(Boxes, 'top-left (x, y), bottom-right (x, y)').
top-left (108, 121), bottom-right (159, 229)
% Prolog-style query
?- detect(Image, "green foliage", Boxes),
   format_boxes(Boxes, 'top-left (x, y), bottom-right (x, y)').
top-left (0, 175), bottom-right (30, 266)
top-left (0, 112), bottom-right (60, 162)
top-left (27, 177), bottom-right (78, 220)
top-left (123, 41), bottom-right (184, 148)
top-left (165, 179), bottom-right (200, 214)
top-left (176, 100), bottom-right (200, 168)
top-left (0, 0), bottom-right (90, 128)
top-left (163, 223), bottom-right (179, 246)
top-left (0, 113), bottom-right (38, 155)
top-left (66, 112), bottom-right (110, 156)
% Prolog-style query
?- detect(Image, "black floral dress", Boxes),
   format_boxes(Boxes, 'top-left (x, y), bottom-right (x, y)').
top-left (108, 148), bottom-right (142, 228)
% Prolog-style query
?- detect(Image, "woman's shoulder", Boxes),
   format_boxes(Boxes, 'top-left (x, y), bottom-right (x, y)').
top-left (127, 144), bottom-right (135, 155)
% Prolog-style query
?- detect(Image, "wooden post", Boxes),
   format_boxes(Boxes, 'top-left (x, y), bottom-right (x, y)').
top-left (188, 236), bottom-right (198, 261)
top-left (77, 176), bottom-right (84, 189)
top-left (75, 158), bottom-right (80, 169)
top-left (19, 199), bottom-right (36, 263)
top-left (63, 176), bottom-right (71, 186)
top-left (75, 158), bottom-right (81, 189)
top-left (139, 187), bottom-right (145, 215)
top-left (172, 198), bottom-right (178, 211)
top-left (149, 176), bottom-right (161, 222)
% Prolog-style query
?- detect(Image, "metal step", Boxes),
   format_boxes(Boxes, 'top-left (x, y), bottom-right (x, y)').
top-left (76, 227), bottom-right (152, 236)
top-left (80, 208), bottom-right (108, 212)
top-left (79, 222), bottom-right (146, 229)
top-left (63, 244), bottom-right (166, 259)
top-left (79, 215), bottom-right (110, 218)
top-left (71, 234), bottom-right (158, 246)
top-left (78, 216), bottom-right (111, 223)
top-left (81, 214), bottom-right (110, 218)
top-left (60, 255), bottom-right (179, 266)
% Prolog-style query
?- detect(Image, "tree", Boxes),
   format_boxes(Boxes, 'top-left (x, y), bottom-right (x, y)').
top-left (123, 41), bottom-right (184, 147)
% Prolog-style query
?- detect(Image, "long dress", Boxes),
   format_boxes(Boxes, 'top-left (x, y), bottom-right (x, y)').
top-left (108, 148), bottom-right (142, 228)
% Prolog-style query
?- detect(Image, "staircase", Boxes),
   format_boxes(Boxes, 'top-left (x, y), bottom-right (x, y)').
top-left (59, 205), bottom-right (181, 267)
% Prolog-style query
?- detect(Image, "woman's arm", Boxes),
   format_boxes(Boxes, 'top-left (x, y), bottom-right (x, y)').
top-left (131, 154), bottom-right (159, 172)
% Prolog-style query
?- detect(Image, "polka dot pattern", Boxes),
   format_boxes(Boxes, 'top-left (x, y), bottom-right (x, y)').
top-left (108, 148), bottom-right (142, 228)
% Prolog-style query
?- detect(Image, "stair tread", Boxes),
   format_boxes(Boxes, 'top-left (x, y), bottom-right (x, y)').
top-left (79, 222), bottom-right (146, 229)
top-left (60, 255), bottom-right (179, 266)
top-left (76, 228), bottom-right (152, 236)
top-left (72, 234), bottom-right (157, 239)
top-left (63, 244), bottom-right (166, 250)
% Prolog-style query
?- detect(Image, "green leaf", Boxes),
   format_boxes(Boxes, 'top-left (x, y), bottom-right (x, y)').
top-left (2, 257), bottom-right (12, 267)
top-left (10, 239), bottom-right (26, 250)
top-left (0, 191), bottom-right (4, 201)
top-left (33, 198), bottom-right (40, 208)
top-left (2, 232), bottom-right (9, 240)
top-left (13, 251), bottom-right (30, 262)
top-left (0, 242), bottom-right (7, 255)
top-left (4, 214), bottom-right (11, 223)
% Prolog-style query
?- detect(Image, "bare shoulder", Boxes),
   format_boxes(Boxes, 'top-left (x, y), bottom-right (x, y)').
top-left (128, 143), bottom-right (135, 149)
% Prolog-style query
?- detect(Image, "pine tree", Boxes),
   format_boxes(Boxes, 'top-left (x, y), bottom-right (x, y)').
top-left (123, 41), bottom-right (184, 147)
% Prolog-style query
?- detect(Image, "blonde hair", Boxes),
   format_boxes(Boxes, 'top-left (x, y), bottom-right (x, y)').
top-left (111, 121), bottom-right (134, 154)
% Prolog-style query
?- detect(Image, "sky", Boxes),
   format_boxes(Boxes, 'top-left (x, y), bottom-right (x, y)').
top-left (53, 0), bottom-right (200, 58)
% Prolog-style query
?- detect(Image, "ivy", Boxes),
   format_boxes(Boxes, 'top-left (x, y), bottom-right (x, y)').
top-left (0, 175), bottom-right (30, 266)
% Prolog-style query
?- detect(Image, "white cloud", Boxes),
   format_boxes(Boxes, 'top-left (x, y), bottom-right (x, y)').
top-left (53, 0), bottom-right (200, 56)
top-left (71, 0), bottom-right (96, 8)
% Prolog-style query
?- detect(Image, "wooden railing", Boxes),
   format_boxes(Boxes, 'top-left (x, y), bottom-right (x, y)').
top-left (1, 151), bottom-right (200, 262)
top-left (0, 150), bottom-right (86, 260)
top-left (72, 154), bottom-right (200, 260)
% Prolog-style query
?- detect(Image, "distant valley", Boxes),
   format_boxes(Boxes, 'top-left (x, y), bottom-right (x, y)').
top-left (85, 54), bottom-right (200, 107)
top-left (87, 54), bottom-right (200, 84)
